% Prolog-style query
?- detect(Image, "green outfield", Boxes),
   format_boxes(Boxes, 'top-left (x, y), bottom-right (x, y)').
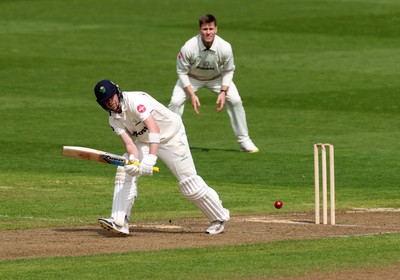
top-left (1, 0), bottom-right (399, 279)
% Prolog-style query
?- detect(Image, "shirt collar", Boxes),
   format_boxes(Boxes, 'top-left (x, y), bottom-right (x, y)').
top-left (198, 35), bottom-right (216, 52)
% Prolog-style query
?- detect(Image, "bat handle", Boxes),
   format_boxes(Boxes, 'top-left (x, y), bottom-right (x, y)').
top-left (130, 161), bottom-right (160, 172)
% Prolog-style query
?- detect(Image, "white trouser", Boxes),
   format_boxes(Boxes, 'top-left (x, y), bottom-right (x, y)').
top-left (110, 126), bottom-right (193, 224)
top-left (168, 77), bottom-right (251, 143)
top-left (136, 125), bottom-right (197, 181)
top-left (135, 125), bottom-right (229, 222)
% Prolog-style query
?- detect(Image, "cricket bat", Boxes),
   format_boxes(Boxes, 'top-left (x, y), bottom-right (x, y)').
top-left (62, 146), bottom-right (159, 172)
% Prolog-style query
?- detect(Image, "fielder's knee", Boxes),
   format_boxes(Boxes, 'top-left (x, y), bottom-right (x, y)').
top-left (227, 98), bottom-right (243, 107)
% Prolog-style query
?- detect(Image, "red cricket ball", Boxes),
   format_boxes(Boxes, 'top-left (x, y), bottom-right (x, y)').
top-left (274, 200), bottom-right (283, 209)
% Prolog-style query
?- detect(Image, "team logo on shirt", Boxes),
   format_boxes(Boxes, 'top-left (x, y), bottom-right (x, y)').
top-left (137, 104), bottom-right (146, 113)
top-left (196, 60), bottom-right (215, 70)
top-left (178, 52), bottom-right (183, 59)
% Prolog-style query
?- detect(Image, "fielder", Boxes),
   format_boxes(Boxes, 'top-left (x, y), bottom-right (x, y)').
top-left (94, 80), bottom-right (230, 235)
top-left (168, 14), bottom-right (259, 153)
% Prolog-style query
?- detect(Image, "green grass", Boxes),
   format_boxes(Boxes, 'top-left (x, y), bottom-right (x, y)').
top-left (1, 235), bottom-right (399, 280)
top-left (1, 0), bottom-right (399, 278)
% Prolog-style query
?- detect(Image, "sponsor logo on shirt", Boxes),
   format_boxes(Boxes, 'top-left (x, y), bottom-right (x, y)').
top-left (131, 126), bottom-right (148, 137)
top-left (196, 60), bottom-right (215, 71)
top-left (137, 104), bottom-right (146, 113)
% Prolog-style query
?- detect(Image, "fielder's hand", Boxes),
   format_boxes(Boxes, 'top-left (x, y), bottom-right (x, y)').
top-left (139, 154), bottom-right (157, 176)
top-left (190, 94), bottom-right (201, 115)
top-left (124, 155), bottom-right (140, 177)
top-left (216, 91), bottom-right (226, 112)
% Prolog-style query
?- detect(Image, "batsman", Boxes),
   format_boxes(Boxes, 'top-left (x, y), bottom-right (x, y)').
top-left (94, 80), bottom-right (230, 235)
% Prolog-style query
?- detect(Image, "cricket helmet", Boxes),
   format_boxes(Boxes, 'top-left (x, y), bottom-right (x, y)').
top-left (94, 80), bottom-right (122, 111)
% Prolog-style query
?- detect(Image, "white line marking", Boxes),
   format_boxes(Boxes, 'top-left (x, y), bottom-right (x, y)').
top-left (244, 218), bottom-right (309, 225)
top-left (132, 224), bottom-right (183, 230)
top-left (347, 208), bottom-right (400, 213)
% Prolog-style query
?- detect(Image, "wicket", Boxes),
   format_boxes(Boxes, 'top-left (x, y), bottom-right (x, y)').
top-left (314, 143), bottom-right (335, 225)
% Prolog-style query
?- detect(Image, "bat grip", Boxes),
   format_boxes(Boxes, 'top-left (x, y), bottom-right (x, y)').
top-left (129, 161), bottom-right (160, 172)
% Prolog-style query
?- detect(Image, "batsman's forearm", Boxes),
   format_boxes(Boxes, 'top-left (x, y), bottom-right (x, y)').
top-left (120, 132), bottom-right (140, 158)
top-left (126, 148), bottom-right (139, 159)
top-left (148, 142), bottom-right (158, 158)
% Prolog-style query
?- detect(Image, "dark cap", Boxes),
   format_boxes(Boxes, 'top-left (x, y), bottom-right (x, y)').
top-left (94, 80), bottom-right (119, 104)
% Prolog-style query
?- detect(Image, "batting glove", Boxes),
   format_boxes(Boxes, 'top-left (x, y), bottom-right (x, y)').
top-left (139, 154), bottom-right (157, 176)
top-left (124, 155), bottom-right (140, 177)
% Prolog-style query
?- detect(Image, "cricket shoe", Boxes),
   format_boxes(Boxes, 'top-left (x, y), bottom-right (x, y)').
top-left (206, 221), bottom-right (226, 235)
top-left (240, 139), bottom-right (259, 153)
top-left (98, 217), bottom-right (129, 235)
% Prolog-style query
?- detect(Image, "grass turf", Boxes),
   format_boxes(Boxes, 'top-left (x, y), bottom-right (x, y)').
top-left (0, 0), bottom-right (399, 278)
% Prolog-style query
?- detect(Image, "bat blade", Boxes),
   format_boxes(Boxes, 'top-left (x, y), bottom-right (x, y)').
top-left (62, 146), bottom-right (159, 172)
top-left (62, 146), bottom-right (126, 166)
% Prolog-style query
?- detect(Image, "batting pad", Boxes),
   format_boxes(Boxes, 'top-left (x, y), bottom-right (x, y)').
top-left (111, 167), bottom-right (137, 226)
top-left (179, 175), bottom-right (230, 222)
top-left (125, 176), bottom-right (138, 220)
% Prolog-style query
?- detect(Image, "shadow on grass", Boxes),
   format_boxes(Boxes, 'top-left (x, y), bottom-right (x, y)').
top-left (54, 226), bottom-right (202, 237)
top-left (190, 146), bottom-right (238, 153)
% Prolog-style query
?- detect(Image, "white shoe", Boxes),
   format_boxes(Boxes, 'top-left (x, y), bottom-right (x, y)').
top-left (240, 140), bottom-right (259, 153)
top-left (98, 217), bottom-right (129, 235)
top-left (206, 221), bottom-right (226, 235)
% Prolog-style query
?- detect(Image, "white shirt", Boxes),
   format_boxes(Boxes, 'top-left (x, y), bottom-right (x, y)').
top-left (109, 91), bottom-right (182, 143)
top-left (177, 34), bottom-right (235, 88)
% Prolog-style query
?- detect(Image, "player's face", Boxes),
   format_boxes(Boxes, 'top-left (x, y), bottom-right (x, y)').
top-left (104, 93), bottom-right (120, 112)
top-left (199, 22), bottom-right (217, 47)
